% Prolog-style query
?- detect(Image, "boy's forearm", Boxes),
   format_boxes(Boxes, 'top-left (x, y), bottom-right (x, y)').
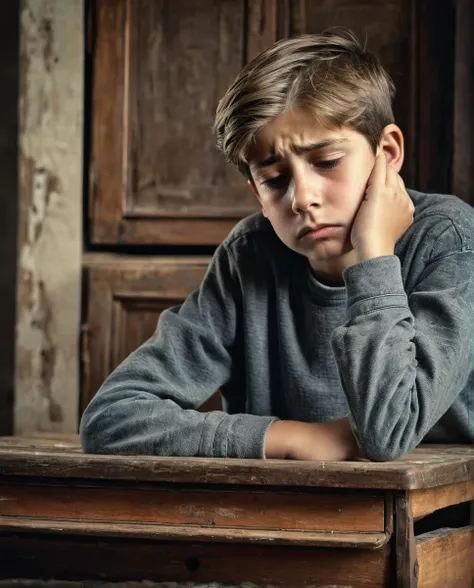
top-left (265, 418), bottom-right (360, 461)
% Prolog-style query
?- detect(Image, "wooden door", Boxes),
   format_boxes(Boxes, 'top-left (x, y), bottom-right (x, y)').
top-left (89, 0), bottom-right (458, 246)
top-left (89, 0), bottom-right (267, 246)
top-left (80, 254), bottom-right (222, 413)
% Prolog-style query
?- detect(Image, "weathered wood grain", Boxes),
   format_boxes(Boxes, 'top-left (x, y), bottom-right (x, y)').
top-left (395, 493), bottom-right (418, 588)
top-left (412, 478), bottom-right (474, 519)
top-left (0, 534), bottom-right (390, 587)
top-left (416, 525), bottom-right (474, 587)
top-left (90, 0), bottom-right (261, 246)
top-left (0, 481), bottom-right (385, 533)
top-left (2, 438), bottom-right (474, 490)
top-left (81, 255), bottom-right (219, 413)
top-left (0, 515), bottom-right (389, 549)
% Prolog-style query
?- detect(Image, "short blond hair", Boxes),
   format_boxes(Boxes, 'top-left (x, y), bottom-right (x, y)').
top-left (214, 29), bottom-right (395, 177)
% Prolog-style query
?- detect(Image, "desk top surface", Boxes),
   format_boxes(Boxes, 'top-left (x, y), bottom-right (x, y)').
top-left (1, 435), bottom-right (474, 490)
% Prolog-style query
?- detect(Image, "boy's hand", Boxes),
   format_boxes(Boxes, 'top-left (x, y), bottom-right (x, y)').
top-left (265, 417), bottom-right (360, 461)
top-left (350, 153), bottom-right (415, 262)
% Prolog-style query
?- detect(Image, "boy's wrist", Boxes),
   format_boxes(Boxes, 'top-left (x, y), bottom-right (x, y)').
top-left (264, 420), bottom-right (294, 459)
top-left (354, 240), bottom-right (395, 263)
top-left (264, 418), bottom-right (359, 461)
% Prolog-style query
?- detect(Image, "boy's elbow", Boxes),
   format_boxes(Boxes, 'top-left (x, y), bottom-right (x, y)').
top-left (354, 417), bottom-right (424, 462)
top-left (80, 415), bottom-right (99, 454)
top-left (80, 408), bottom-right (112, 454)
top-left (359, 437), bottom-right (412, 462)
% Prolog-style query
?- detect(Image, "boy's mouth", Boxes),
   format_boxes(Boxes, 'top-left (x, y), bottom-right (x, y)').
top-left (297, 224), bottom-right (342, 240)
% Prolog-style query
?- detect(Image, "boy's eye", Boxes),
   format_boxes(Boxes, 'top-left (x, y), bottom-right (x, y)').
top-left (261, 157), bottom-right (342, 190)
top-left (262, 175), bottom-right (288, 190)
top-left (315, 158), bottom-right (342, 170)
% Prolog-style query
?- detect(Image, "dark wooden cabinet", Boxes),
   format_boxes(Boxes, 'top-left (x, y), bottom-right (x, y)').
top-left (82, 0), bottom-right (471, 412)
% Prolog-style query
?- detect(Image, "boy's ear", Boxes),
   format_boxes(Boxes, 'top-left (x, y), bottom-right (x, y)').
top-left (248, 179), bottom-right (268, 217)
top-left (379, 124), bottom-right (404, 172)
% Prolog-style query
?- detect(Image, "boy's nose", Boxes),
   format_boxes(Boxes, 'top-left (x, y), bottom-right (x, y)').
top-left (291, 180), bottom-right (322, 214)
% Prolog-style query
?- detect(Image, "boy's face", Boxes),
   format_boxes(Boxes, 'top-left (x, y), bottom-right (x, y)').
top-left (248, 107), bottom-right (395, 283)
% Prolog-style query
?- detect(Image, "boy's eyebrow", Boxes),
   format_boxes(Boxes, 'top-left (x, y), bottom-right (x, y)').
top-left (257, 138), bottom-right (348, 167)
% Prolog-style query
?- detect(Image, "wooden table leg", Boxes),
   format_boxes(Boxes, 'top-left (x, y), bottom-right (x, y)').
top-left (395, 493), bottom-right (418, 587)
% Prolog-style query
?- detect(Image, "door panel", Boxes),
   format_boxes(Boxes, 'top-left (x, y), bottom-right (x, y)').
top-left (90, 0), bottom-right (273, 245)
top-left (127, 0), bottom-right (253, 219)
top-left (81, 254), bottom-right (221, 413)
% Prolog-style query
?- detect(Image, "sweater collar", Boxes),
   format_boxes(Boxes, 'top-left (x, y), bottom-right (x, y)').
top-left (304, 259), bottom-right (347, 304)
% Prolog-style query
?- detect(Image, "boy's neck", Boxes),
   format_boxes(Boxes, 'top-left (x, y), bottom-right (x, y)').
top-left (308, 248), bottom-right (358, 286)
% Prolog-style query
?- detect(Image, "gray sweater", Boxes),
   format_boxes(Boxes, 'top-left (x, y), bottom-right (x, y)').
top-left (80, 190), bottom-right (474, 461)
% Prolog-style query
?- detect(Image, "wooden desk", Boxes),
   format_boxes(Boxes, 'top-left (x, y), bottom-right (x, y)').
top-left (1, 436), bottom-right (474, 587)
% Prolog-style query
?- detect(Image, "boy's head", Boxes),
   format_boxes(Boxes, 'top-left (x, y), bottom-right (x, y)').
top-left (214, 29), bottom-right (404, 282)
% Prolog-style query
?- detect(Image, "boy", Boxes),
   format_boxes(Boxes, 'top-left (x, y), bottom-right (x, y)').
top-left (80, 30), bottom-right (474, 462)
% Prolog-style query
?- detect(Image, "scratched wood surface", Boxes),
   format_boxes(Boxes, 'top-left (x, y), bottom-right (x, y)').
top-left (412, 478), bottom-right (474, 519)
top-left (0, 482), bottom-right (385, 533)
top-left (416, 526), bottom-right (474, 587)
top-left (2, 436), bottom-right (474, 490)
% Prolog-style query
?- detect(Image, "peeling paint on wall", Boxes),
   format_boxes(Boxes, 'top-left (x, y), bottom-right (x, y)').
top-left (15, 0), bottom-right (83, 434)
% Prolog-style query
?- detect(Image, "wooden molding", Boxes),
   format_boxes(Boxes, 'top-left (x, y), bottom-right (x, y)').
top-left (412, 479), bottom-right (474, 520)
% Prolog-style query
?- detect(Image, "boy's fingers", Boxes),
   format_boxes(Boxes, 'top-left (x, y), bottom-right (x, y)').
top-left (367, 153), bottom-right (386, 187)
top-left (386, 162), bottom-right (400, 187)
top-left (397, 173), bottom-right (406, 190)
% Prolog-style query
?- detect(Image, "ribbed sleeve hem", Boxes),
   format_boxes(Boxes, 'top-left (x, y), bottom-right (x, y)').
top-left (199, 412), bottom-right (279, 458)
top-left (343, 256), bottom-right (408, 319)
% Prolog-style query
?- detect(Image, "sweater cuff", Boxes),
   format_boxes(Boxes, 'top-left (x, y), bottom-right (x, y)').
top-left (343, 256), bottom-right (407, 318)
top-left (201, 413), bottom-right (280, 458)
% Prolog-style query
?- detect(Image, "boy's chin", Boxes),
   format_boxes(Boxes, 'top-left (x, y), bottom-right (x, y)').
top-left (285, 235), bottom-right (354, 265)
top-left (302, 241), bottom-right (349, 260)
top-left (305, 246), bottom-right (357, 274)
